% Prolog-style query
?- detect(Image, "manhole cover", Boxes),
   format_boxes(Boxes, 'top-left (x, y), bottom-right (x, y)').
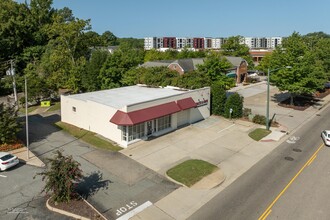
top-left (285, 156), bottom-right (294, 161)
top-left (292, 148), bottom-right (302, 152)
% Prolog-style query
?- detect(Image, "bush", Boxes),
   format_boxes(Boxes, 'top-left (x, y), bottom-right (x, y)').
top-left (252, 114), bottom-right (266, 125)
top-left (35, 150), bottom-right (83, 203)
top-left (0, 103), bottom-right (21, 144)
top-left (223, 92), bottom-right (244, 118)
top-left (243, 108), bottom-right (252, 118)
top-left (211, 82), bottom-right (227, 115)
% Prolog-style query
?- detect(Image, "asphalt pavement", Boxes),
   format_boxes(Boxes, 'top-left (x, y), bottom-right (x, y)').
top-left (15, 112), bottom-right (179, 220)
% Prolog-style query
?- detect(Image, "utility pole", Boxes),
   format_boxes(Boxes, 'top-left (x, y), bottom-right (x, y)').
top-left (10, 59), bottom-right (18, 107)
top-left (25, 76), bottom-right (29, 159)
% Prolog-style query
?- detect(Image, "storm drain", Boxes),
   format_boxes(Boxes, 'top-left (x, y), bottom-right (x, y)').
top-left (292, 148), bottom-right (302, 152)
top-left (285, 156), bottom-right (294, 161)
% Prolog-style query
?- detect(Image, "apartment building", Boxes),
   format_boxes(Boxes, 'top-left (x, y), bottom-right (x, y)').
top-left (144, 36), bottom-right (282, 50)
top-left (244, 37), bottom-right (283, 49)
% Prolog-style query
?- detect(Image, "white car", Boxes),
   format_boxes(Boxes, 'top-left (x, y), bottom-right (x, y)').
top-left (321, 130), bottom-right (330, 146)
top-left (0, 152), bottom-right (19, 171)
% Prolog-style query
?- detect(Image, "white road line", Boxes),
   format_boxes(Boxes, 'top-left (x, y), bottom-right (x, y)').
top-left (0, 174), bottom-right (7, 178)
top-left (217, 124), bottom-right (236, 133)
top-left (116, 201), bottom-right (152, 220)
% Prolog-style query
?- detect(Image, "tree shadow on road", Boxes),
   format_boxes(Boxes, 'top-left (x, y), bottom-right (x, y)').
top-left (77, 171), bottom-right (112, 199)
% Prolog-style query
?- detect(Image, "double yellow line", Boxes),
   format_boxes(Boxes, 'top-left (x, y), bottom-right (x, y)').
top-left (258, 143), bottom-right (324, 220)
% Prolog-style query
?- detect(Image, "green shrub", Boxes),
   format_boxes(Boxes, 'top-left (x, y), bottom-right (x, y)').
top-left (211, 82), bottom-right (227, 115)
top-left (252, 114), bottom-right (266, 125)
top-left (35, 151), bottom-right (83, 203)
top-left (223, 92), bottom-right (243, 118)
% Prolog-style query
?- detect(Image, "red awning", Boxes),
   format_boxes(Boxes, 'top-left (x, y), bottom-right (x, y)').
top-left (110, 101), bottom-right (181, 126)
top-left (177, 97), bottom-right (197, 110)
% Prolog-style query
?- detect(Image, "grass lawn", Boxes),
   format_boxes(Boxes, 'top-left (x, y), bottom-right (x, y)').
top-left (166, 159), bottom-right (218, 187)
top-left (55, 121), bottom-right (122, 152)
top-left (19, 105), bottom-right (39, 114)
top-left (47, 102), bottom-right (61, 112)
top-left (248, 128), bottom-right (271, 141)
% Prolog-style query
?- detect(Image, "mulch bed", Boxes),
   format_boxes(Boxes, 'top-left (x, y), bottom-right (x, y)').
top-left (278, 88), bottom-right (330, 111)
top-left (0, 141), bottom-right (24, 152)
top-left (48, 196), bottom-right (103, 220)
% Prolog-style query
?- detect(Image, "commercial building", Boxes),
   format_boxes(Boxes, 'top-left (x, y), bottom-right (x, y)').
top-left (61, 85), bottom-right (210, 148)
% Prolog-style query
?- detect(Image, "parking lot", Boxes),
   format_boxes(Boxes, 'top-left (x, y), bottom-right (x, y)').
top-left (0, 163), bottom-right (69, 220)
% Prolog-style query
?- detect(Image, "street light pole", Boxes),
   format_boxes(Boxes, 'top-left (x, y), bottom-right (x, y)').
top-left (266, 68), bottom-right (270, 130)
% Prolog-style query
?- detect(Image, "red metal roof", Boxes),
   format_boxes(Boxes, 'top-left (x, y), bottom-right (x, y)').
top-left (177, 98), bottom-right (197, 110)
top-left (110, 101), bottom-right (181, 126)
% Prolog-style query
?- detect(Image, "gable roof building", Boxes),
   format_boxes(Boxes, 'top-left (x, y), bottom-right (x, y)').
top-left (140, 57), bottom-right (248, 83)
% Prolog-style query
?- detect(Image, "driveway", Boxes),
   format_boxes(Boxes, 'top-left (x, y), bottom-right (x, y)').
top-left (121, 116), bottom-right (265, 181)
top-left (17, 113), bottom-right (179, 220)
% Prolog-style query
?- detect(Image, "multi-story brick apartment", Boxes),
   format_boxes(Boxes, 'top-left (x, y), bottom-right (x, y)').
top-left (144, 36), bottom-right (282, 50)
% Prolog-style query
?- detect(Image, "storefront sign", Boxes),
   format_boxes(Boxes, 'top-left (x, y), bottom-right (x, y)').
top-left (196, 99), bottom-right (208, 107)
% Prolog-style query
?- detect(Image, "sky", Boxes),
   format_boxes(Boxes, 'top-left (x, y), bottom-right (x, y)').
top-left (21, 0), bottom-right (330, 38)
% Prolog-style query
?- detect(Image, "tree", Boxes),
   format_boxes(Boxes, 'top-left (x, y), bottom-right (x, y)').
top-left (101, 31), bottom-right (118, 46)
top-left (224, 93), bottom-right (243, 118)
top-left (99, 44), bottom-right (144, 89)
top-left (40, 15), bottom-right (91, 92)
top-left (260, 32), bottom-right (329, 105)
top-left (211, 82), bottom-right (227, 115)
top-left (35, 150), bottom-right (83, 203)
top-left (221, 36), bottom-right (254, 68)
top-left (197, 52), bottom-right (232, 81)
top-left (81, 49), bottom-right (109, 91)
top-left (0, 103), bottom-right (21, 144)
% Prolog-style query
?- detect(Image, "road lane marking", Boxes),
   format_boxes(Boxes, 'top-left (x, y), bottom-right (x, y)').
top-left (307, 155), bottom-right (317, 166)
top-left (116, 201), bottom-right (152, 220)
top-left (258, 143), bottom-right (324, 220)
top-left (217, 124), bottom-right (235, 133)
top-left (0, 174), bottom-right (7, 178)
top-left (260, 209), bottom-right (272, 220)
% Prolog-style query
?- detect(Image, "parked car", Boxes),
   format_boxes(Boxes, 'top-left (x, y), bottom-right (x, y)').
top-left (321, 130), bottom-right (330, 146)
top-left (0, 152), bottom-right (19, 171)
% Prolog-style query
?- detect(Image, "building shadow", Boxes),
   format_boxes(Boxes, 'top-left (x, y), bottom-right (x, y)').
top-left (77, 171), bottom-right (112, 200)
top-left (17, 113), bottom-right (62, 144)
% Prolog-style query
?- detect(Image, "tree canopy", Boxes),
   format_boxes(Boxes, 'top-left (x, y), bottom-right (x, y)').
top-left (258, 32), bottom-right (330, 104)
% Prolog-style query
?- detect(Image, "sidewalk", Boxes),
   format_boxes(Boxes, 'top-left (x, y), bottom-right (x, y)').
top-left (11, 147), bottom-right (45, 168)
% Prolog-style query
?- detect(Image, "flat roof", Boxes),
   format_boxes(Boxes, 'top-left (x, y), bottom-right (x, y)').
top-left (66, 85), bottom-right (188, 109)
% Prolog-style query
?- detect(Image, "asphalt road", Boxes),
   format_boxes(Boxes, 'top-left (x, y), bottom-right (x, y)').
top-left (189, 104), bottom-right (330, 220)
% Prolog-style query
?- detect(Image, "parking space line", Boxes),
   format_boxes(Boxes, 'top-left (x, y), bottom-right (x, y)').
top-left (217, 124), bottom-right (236, 133)
top-left (0, 174), bottom-right (7, 178)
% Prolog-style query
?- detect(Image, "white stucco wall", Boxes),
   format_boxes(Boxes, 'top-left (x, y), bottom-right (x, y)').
top-left (60, 86), bottom-right (210, 148)
top-left (61, 95), bottom-right (121, 144)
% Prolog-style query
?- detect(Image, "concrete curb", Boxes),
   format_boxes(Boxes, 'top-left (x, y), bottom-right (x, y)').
top-left (46, 198), bottom-right (90, 220)
top-left (165, 167), bottom-right (226, 190)
top-left (46, 196), bottom-right (107, 220)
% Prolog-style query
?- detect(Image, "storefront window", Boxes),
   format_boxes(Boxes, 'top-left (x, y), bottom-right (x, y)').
top-left (126, 123), bottom-right (145, 142)
top-left (122, 126), bottom-right (127, 141)
top-left (157, 115), bottom-right (171, 131)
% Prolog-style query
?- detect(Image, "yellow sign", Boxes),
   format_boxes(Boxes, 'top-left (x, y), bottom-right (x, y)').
top-left (40, 101), bottom-right (51, 107)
